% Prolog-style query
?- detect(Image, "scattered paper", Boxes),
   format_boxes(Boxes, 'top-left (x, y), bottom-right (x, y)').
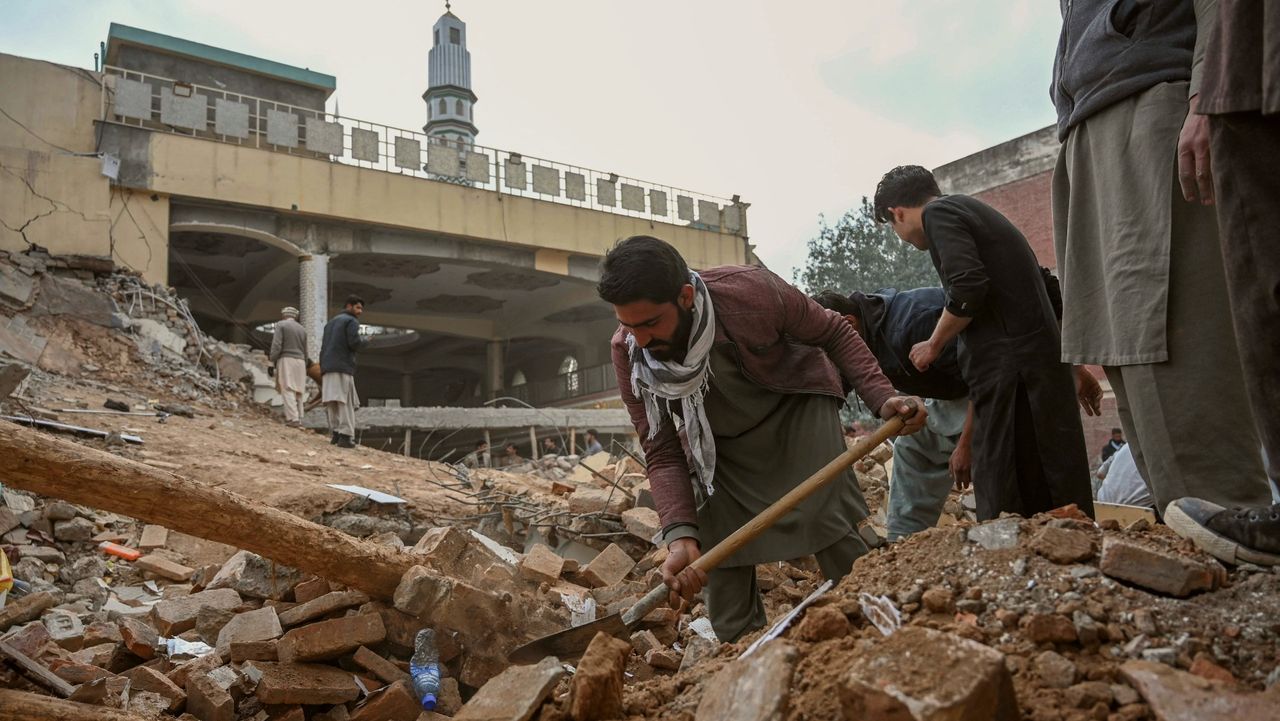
top-left (859, 592), bottom-right (902, 637)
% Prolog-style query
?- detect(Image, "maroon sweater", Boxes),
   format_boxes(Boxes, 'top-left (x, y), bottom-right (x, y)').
top-left (611, 266), bottom-right (896, 531)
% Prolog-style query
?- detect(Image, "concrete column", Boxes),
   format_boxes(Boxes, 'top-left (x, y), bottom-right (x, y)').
top-left (400, 373), bottom-right (414, 408)
top-left (299, 253), bottom-right (329, 362)
top-left (483, 339), bottom-right (503, 401)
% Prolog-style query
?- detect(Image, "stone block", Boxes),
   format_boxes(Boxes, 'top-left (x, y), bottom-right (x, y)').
top-left (454, 656), bottom-right (564, 721)
top-left (278, 590), bottom-right (369, 627)
top-left (1033, 650), bottom-right (1077, 688)
top-left (1120, 659), bottom-right (1275, 721)
top-left (1100, 537), bottom-right (1218, 597)
top-left (128, 664), bottom-right (186, 712)
top-left (967, 517), bottom-right (1021, 550)
top-left (569, 487), bottom-right (630, 516)
top-left (696, 640), bottom-right (797, 721)
top-left (645, 647), bottom-right (681, 670)
top-left (187, 671), bottom-right (235, 721)
top-left (214, 98), bottom-right (249, 138)
top-left (519, 543), bottom-right (565, 584)
top-left (135, 554), bottom-right (194, 582)
top-left (566, 632), bottom-right (631, 721)
top-left (267, 109), bottom-right (298, 148)
top-left (254, 662), bottom-right (361, 705)
top-left (53, 517), bottom-right (95, 542)
top-left (215, 606), bottom-right (282, 658)
top-left (277, 613), bottom-right (385, 663)
top-left (353, 645), bottom-right (410, 685)
top-left (393, 565), bottom-right (507, 637)
top-left (350, 680), bottom-right (421, 721)
top-left (118, 616), bottom-right (158, 659)
top-left (839, 627), bottom-right (1018, 721)
top-left (581, 544), bottom-right (635, 588)
top-left (351, 127), bottom-right (379, 162)
top-left (1020, 613), bottom-right (1077, 644)
top-left (622, 507), bottom-right (660, 543)
top-left (1031, 526), bottom-right (1095, 564)
top-left (150, 588), bottom-right (242, 635)
top-left (206, 550), bottom-right (305, 601)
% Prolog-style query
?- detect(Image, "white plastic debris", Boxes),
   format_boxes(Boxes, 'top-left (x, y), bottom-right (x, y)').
top-left (468, 530), bottom-right (522, 566)
top-left (163, 638), bottom-right (214, 658)
top-left (859, 592), bottom-right (902, 637)
top-left (688, 617), bottom-right (719, 643)
top-left (742, 579), bottom-right (835, 658)
top-left (325, 484), bottom-right (406, 505)
top-left (561, 592), bottom-right (598, 627)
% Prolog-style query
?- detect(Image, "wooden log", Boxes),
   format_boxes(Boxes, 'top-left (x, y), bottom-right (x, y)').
top-left (0, 641), bottom-right (77, 697)
top-left (0, 688), bottom-right (151, 721)
top-left (0, 421), bottom-right (417, 599)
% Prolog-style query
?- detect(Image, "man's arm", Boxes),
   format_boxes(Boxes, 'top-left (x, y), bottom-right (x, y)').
top-left (949, 400), bottom-right (975, 489)
top-left (345, 317), bottom-right (365, 353)
top-left (910, 309), bottom-right (972, 372)
top-left (269, 328), bottom-right (282, 363)
top-left (1179, 0), bottom-right (1220, 204)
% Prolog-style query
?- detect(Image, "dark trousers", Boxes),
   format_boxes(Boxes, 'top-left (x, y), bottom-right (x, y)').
top-left (1211, 111), bottom-right (1280, 488)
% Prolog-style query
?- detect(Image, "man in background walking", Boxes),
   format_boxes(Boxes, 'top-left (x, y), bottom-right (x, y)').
top-left (320, 296), bottom-right (366, 449)
top-left (269, 306), bottom-right (308, 427)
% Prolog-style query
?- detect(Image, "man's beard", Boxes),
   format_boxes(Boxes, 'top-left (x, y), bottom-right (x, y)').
top-left (645, 306), bottom-right (694, 362)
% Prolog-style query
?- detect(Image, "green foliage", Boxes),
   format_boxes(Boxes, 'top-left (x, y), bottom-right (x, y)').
top-left (794, 197), bottom-right (938, 295)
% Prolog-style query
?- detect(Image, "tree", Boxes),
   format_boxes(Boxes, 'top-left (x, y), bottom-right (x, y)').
top-left (794, 197), bottom-right (938, 295)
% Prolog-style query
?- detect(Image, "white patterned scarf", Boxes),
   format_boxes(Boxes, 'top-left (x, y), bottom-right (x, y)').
top-left (628, 271), bottom-right (718, 500)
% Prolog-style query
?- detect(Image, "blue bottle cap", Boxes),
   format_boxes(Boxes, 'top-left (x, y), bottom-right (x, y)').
top-left (422, 693), bottom-right (437, 711)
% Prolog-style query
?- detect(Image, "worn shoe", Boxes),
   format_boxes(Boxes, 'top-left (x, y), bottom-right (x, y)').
top-left (335, 434), bottom-right (356, 449)
top-left (1165, 497), bottom-right (1280, 566)
top-left (330, 432), bottom-right (339, 445)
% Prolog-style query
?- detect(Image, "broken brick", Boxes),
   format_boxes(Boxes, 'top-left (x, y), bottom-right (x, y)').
top-left (1020, 613), bottom-right (1078, 645)
top-left (118, 616), bottom-right (159, 659)
top-left (566, 632), bottom-right (631, 721)
top-left (1100, 537), bottom-right (1218, 598)
top-left (353, 645), bottom-right (410, 685)
top-left (230, 639), bottom-right (278, 663)
top-left (519, 543), bottom-right (565, 584)
top-left (350, 680), bottom-right (421, 721)
top-left (127, 665), bottom-right (187, 712)
top-left (292, 577), bottom-right (330, 604)
top-left (150, 588), bottom-right (243, 635)
top-left (645, 647), bottom-right (681, 671)
top-left (621, 507), bottom-right (660, 543)
top-left (215, 606), bottom-right (282, 658)
top-left (206, 550), bottom-right (306, 601)
top-left (253, 662), bottom-right (361, 705)
top-left (1031, 526), bottom-right (1095, 564)
top-left (277, 612), bottom-right (385, 663)
top-left (454, 656), bottom-right (565, 721)
top-left (167, 650), bottom-right (226, 689)
top-left (187, 671), bottom-right (236, 721)
top-left (134, 553), bottom-right (195, 582)
top-left (277, 589), bottom-right (369, 627)
top-left (581, 544), bottom-right (635, 588)
top-left (1121, 659), bottom-right (1273, 721)
top-left (568, 487), bottom-right (629, 516)
top-left (840, 627), bottom-right (1018, 721)
top-left (794, 605), bottom-right (850, 642)
top-left (138, 524), bottom-right (169, 549)
top-left (52, 661), bottom-right (114, 684)
top-left (393, 565), bottom-right (508, 637)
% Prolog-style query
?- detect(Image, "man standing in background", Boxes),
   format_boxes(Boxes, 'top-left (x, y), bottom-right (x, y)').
top-left (269, 306), bottom-right (308, 427)
top-left (320, 296), bottom-right (366, 449)
top-left (1050, 0), bottom-right (1271, 515)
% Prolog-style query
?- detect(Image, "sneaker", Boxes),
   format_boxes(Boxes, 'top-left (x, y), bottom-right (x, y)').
top-left (336, 434), bottom-right (356, 449)
top-left (1165, 497), bottom-right (1280, 566)
top-left (330, 432), bottom-right (339, 445)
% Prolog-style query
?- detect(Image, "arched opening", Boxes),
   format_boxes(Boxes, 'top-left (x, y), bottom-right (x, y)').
top-left (455, 99), bottom-right (464, 116)
top-left (558, 355), bottom-right (580, 395)
top-left (438, 98), bottom-right (447, 115)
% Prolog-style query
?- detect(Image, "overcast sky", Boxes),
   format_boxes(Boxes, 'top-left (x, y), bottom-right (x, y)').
top-left (2, 0), bottom-right (1063, 277)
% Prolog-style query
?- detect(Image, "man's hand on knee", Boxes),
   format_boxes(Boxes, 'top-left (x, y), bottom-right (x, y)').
top-left (661, 538), bottom-right (707, 609)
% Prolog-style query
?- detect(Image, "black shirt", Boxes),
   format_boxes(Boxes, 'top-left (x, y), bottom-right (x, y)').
top-left (923, 195), bottom-right (1063, 375)
top-left (848, 287), bottom-right (968, 401)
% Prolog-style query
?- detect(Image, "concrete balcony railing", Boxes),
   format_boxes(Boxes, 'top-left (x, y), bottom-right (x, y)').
top-left (99, 66), bottom-right (747, 235)
top-left (507, 363), bottom-right (619, 407)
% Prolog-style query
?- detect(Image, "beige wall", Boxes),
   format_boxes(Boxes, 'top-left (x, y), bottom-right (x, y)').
top-left (141, 132), bottom-right (745, 270)
top-left (0, 53), bottom-right (168, 284)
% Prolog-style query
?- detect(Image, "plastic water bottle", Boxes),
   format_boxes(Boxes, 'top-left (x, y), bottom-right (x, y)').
top-left (410, 628), bottom-right (440, 711)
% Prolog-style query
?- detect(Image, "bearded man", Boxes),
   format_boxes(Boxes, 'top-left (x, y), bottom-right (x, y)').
top-left (599, 235), bottom-right (926, 642)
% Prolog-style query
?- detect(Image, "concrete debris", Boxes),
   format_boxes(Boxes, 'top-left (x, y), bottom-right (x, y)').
top-left (454, 656), bottom-right (565, 721)
top-left (1100, 536), bottom-right (1221, 597)
top-left (695, 640), bottom-right (797, 721)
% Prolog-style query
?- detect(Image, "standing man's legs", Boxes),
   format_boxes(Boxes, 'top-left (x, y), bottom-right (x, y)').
top-left (706, 565), bottom-right (766, 643)
top-left (1210, 111), bottom-right (1280, 493)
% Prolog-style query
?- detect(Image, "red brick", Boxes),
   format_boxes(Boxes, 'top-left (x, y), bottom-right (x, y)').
top-left (454, 657), bottom-right (565, 721)
top-left (277, 590), bottom-right (369, 627)
top-left (253, 661), bottom-right (361, 705)
top-left (1121, 659), bottom-right (1273, 721)
top-left (566, 632), bottom-right (631, 721)
top-left (277, 613), bottom-right (385, 663)
top-left (353, 645), bottom-right (410, 685)
top-left (1100, 537), bottom-right (1218, 598)
top-left (291, 577), bottom-right (331, 604)
top-left (127, 665), bottom-right (186, 712)
top-left (519, 543), bottom-right (565, 584)
top-left (214, 606), bottom-right (282, 658)
top-left (134, 553), bottom-right (195, 582)
top-left (230, 639), bottom-right (279, 662)
top-left (118, 617), bottom-right (158, 660)
top-left (581, 544), bottom-right (635, 588)
top-left (166, 650), bottom-right (225, 689)
top-left (52, 661), bottom-right (114, 684)
top-left (350, 680), bottom-right (421, 721)
top-left (149, 588), bottom-right (243, 635)
top-left (186, 671), bottom-right (235, 721)
top-left (393, 566), bottom-right (508, 637)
